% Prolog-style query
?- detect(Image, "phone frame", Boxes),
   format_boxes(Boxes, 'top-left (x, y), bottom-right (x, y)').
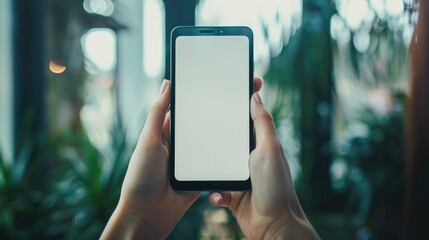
top-left (170, 26), bottom-right (254, 191)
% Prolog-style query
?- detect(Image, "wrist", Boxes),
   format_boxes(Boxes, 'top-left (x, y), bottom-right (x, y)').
top-left (264, 214), bottom-right (320, 240)
top-left (101, 200), bottom-right (161, 240)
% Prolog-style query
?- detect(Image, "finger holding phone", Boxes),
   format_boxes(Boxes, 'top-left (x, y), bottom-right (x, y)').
top-left (101, 80), bottom-right (199, 239)
top-left (209, 93), bottom-right (320, 239)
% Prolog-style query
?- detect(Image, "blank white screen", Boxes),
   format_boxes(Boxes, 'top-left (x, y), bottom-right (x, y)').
top-left (175, 36), bottom-right (249, 181)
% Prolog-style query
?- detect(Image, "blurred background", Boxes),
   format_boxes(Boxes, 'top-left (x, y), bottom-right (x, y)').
top-left (0, 0), bottom-right (419, 239)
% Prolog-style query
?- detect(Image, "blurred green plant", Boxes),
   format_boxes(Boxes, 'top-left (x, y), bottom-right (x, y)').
top-left (0, 140), bottom-right (70, 239)
top-left (337, 91), bottom-right (405, 239)
top-left (0, 121), bottom-right (131, 240)
top-left (58, 124), bottom-right (131, 239)
top-left (264, 0), bottom-right (336, 211)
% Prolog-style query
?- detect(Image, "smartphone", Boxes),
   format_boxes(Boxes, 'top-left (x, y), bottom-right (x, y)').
top-left (170, 26), bottom-right (254, 191)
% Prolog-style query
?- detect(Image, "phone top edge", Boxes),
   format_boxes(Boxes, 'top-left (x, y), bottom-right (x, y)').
top-left (171, 26), bottom-right (253, 39)
top-left (172, 26), bottom-right (252, 29)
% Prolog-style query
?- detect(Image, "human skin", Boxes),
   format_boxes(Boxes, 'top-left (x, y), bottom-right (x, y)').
top-left (208, 90), bottom-right (320, 239)
top-left (101, 78), bottom-right (261, 239)
top-left (101, 77), bottom-right (319, 239)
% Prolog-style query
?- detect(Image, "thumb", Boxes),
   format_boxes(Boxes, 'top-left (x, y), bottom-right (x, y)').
top-left (141, 80), bottom-right (171, 143)
top-left (251, 92), bottom-right (278, 146)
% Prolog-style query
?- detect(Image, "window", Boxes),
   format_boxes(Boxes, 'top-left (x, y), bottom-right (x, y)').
top-left (0, 0), bottom-right (12, 160)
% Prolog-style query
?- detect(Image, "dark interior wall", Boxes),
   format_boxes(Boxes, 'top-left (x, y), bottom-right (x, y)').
top-left (12, 0), bottom-right (47, 154)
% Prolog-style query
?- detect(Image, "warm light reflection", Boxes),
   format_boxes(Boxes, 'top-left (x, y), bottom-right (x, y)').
top-left (49, 60), bottom-right (66, 74)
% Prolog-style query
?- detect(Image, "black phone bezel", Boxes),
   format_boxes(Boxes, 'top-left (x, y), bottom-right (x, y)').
top-left (170, 26), bottom-right (254, 191)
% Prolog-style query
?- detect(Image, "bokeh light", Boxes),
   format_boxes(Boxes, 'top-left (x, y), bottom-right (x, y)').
top-left (49, 60), bottom-right (66, 74)
top-left (83, 0), bottom-right (114, 16)
top-left (142, 0), bottom-right (165, 78)
top-left (82, 28), bottom-right (117, 73)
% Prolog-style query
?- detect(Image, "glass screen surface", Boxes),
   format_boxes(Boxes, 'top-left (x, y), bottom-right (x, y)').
top-left (175, 35), bottom-right (249, 181)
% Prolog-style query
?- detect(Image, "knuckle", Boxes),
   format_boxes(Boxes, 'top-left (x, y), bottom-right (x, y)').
top-left (258, 138), bottom-right (283, 153)
top-left (138, 132), bottom-right (160, 150)
top-left (252, 145), bottom-right (285, 168)
top-left (256, 108), bottom-right (274, 123)
top-left (148, 102), bottom-right (161, 115)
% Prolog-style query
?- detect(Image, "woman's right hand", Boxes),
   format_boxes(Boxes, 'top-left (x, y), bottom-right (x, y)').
top-left (209, 91), bottom-right (320, 239)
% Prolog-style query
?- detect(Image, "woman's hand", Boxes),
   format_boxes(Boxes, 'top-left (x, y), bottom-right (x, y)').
top-left (209, 89), bottom-right (320, 239)
top-left (101, 80), bottom-right (199, 239)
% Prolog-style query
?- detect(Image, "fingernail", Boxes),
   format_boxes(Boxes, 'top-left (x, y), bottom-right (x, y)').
top-left (254, 92), bottom-right (263, 104)
top-left (213, 195), bottom-right (221, 205)
top-left (159, 80), bottom-right (168, 95)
